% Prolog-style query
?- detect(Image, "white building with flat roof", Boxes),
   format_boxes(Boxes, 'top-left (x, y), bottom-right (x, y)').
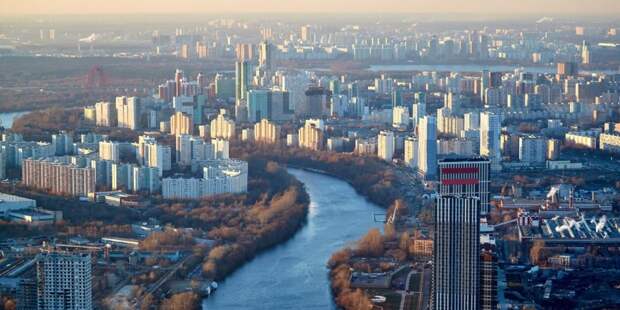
top-left (162, 159), bottom-right (248, 199)
top-left (0, 192), bottom-right (36, 214)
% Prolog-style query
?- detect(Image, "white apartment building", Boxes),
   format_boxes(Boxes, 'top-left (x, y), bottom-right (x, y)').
top-left (212, 138), bottom-right (229, 159)
top-left (519, 135), bottom-right (547, 164)
top-left (565, 130), bottom-right (599, 149)
top-left (170, 111), bottom-right (193, 136)
top-left (115, 96), bottom-right (140, 130)
top-left (210, 113), bottom-right (236, 140)
top-left (377, 130), bottom-right (395, 161)
top-left (136, 136), bottom-right (171, 176)
top-left (298, 119), bottom-right (324, 151)
top-left (22, 157), bottom-right (95, 197)
top-left (404, 136), bottom-right (418, 169)
top-left (355, 138), bottom-right (377, 155)
top-left (94, 101), bottom-right (115, 127)
top-left (254, 119), bottom-right (280, 144)
top-left (98, 141), bottom-right (120, 162)
top-left (162, 159), bottom-right (248, 199)
top-left (392, 106), bottom-right (410, 129)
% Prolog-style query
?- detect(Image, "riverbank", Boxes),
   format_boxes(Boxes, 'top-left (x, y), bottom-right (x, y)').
top-left (203, 168), bottom-right (386, 309)
top-left (0, 155), bottom-right (311, 309)
top-left (228, 144), bottom-right (431, 309)
top-left (158, 158), bottom-right (310, 282)
top-left (232, 143), bottom-right (421, 211)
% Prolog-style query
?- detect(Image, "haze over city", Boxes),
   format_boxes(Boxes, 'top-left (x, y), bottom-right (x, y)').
top-left (0, 1), bottom-right (620, 310)
top-left (2, 0), bottom-right (620, 16)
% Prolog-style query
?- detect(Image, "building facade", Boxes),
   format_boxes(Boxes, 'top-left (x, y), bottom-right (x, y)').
top-left (433, 195), bottom-right (481, 310)
top-left (418, 116), bottom-right (437, 179)
top-left (377, 130), bottom-right (395, 161)
top-left (36, 252), bottom-right (92, 310)
top-left (22, 157), bottom-right (95, 197)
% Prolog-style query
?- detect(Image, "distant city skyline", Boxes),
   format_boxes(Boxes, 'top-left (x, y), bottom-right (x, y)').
top-left (2, 0), bottom-right (620, 16)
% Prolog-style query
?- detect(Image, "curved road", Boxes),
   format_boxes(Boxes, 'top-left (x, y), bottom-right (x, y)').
top-left (203, 168), bottom-right (385, 309)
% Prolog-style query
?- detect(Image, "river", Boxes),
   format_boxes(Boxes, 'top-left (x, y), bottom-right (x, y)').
top-left (368, 64), bottom-right (620, 75)
top-left (202, 168), bottom-right (385, 309)
top-left (0, 111), bottom-right (29, 128)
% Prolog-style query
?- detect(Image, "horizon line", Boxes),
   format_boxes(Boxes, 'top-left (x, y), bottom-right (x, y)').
top-left (1, 12), bottom-right (619, 18)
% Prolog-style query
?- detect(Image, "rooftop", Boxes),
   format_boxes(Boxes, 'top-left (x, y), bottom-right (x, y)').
top-left (0, 192), bottom-right (35, 203)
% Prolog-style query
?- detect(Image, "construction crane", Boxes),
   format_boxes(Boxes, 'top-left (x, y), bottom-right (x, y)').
top-left (386, 203), bottom-right (400, 224)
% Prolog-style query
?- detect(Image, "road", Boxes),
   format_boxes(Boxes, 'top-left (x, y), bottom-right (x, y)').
top-left (146, 254), bottom-right (193, 294)
top-left (396, 265), bottom-right (430, 310)
top-left (398, 270), bottom-right (415, 310)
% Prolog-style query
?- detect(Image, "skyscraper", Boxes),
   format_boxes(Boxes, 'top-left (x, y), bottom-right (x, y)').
top-left (174, 69), bottom-right (183, 97)
top-left (581, 41), bottom-right (591, 64)
top-left (412, 92), bottom-right (427, 129)
top-left (235, 60), bottom-right (253, 102)
top-left (36, 252), bottom-right (92, 310)
top-left (296, 86), bottom-right (330, 118)
top-left (215, 73), bottom-right (235, 100)
top-left (479, 112), bottom-right (502, 172)
top-left (433, 195), bottom-right (480, 310)
top-left (418, 115), bottom-right (437, 179)
top-left (235, 43), bottom-right (255, 61)
top-left (247, 89), bottom-right (270, 123)
top-left (175, 134), bottom-right (192, 166)
top-left (433, 159), bottom-right (487, 310)
top-left (480, 69), bottom-right (490, 102)
top-left (300, 25), bottom-right (312, 42)
top-left (438, 157), bottom-right (490, 214)
top-left (258, 41), bottom-right (273, 70)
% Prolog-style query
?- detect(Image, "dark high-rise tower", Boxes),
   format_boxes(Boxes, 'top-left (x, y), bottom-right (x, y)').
top-left (432, 195), bottom-right (480, 310)
top-left (438, 158), bottom-right (490, 214)
top-left (432, 157), bottom-right (490, 310)
top-left (235, 60), bottom-right (253, 102)
top-left (259, 41), bottom-right (273, 70)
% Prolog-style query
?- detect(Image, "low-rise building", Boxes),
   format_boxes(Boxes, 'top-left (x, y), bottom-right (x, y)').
top-left (565, 130), bottom-right (599, 149)
top-left (599, 132), bottom-right (620, 153)
top-left (162, 159), bottom-right (248, 199)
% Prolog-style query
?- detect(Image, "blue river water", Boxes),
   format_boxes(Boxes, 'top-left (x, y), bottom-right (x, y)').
top-left (0, 111), bottom-right (28, 128)
top-left (368, 63), bottom-right (620, 75)
top-left (203, 168), bottom-right (385, 309)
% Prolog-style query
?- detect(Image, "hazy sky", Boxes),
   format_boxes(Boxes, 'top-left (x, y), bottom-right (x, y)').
top-left (2, 0), bottom-right (619, 16)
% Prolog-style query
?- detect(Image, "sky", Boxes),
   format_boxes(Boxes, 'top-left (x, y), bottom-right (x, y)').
top-left (1, 0), bottom-right (619, 16)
